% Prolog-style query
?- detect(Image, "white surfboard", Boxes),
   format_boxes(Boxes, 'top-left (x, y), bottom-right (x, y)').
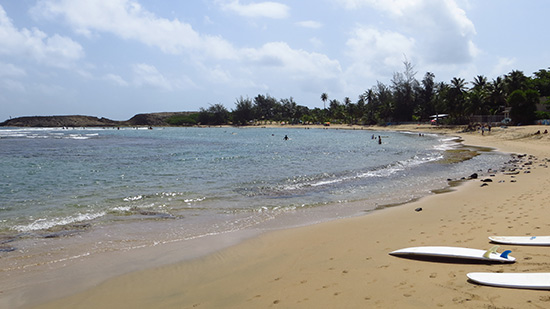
top-left (467, 272), bottom-right (550, 290)
top-left (389, 246), bottom-right (515, 263)
top-left (489, 236), bottom-right (550, 246)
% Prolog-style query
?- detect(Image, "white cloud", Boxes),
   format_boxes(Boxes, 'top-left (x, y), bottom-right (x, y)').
top-left (28, 0), bottom-right (348, 97)
top-left (203, 16), bottom-right (214, 25)
top-left (492, 57), bottom-right (516, 77)
top-left (411, 0), bottom-right (477, 64)
top-left (219, 1), bottom-right (290, 19)
top-left (31, 0), bottom-right (238, 59)
top-left (335, 0), bottom-right (425, 15)
top-left (0, 79), bottom-right (25, 92)
top-left (234, 41), bottom-right (344, 96)
top-left (0, 62), bottom-right (26, 77)
top-left (104, 73), bottom-right (129, 87)
top-left (0, 5), bottom-right (83, 68)
top-left (244, 42), bottom-right (341, 79)
top-left (296, 20), bottom-right (322, 29)
top-left (309, 37), bottom-right (323, 49)
top-left (132, 63), bottom-right (173, 90)
top-left (346, 26), bottom-right (415, 76)
top-left (335, 0), bottom-right (477, 65)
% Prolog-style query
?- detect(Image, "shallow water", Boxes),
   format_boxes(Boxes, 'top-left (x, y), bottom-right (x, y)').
top-left (0, 126), bottom-right (511, 273)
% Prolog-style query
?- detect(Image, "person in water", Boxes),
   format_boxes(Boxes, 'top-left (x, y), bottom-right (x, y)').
top-left (283, 135), bottom-right (289, 140)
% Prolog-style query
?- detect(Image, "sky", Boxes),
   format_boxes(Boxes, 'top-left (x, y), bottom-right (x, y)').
top-left (1, 0), bottom-right (549, 121)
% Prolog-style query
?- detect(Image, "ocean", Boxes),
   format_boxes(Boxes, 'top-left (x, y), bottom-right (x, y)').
top-left (0, 126), bottom-right (511, 273)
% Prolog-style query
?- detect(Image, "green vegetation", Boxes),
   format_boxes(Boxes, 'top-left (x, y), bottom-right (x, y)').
top-left (165, 113), bottom-right (199, 126)
top-left (195, 62), bottom-right (550, 126)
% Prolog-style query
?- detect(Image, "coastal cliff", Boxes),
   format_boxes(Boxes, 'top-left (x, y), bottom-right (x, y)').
top-left (0, 112), bottom-right (196, 127)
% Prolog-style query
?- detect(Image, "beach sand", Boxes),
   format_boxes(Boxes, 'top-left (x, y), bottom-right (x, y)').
top-left (16, 124), bottom-right (550, 308)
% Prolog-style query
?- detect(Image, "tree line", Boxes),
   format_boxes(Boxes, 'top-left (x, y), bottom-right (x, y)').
top-left (173, 62), bottom-right (550, 126)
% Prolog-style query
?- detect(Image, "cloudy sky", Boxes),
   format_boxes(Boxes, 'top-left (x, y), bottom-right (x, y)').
top-left (1, 0), bottom-right (549, 121)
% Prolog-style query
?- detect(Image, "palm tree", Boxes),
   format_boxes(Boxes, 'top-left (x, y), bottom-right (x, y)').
top-left (447, 77), bottom-right (468, 123)
top-left (320, 93), bottom-right (328, 109)
top-left (533, 68), bottom-right (550, 96)
top-left (504, 70), bottom-right (528, 94)
top-left (433, 82), bottom-right (449, 119)
top-left (329, 99), bottom-right (343, 120)
top-left (419, 72), bottom-right (436, 119)
top-left (344, 97), bottom-right (354, 124)
top-left (361, 89), bottom-right (376, 124)
top-left (472, 75), bottom-right (487, 91)
top-left (487, 77), bottom-right (507, 114)
top-left (469, 75), bottom-right (489, 115)
top-left (451, 77), bottom-right (468, 92)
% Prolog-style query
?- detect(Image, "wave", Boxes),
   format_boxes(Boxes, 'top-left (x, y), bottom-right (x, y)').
top-left (241, 151), bottom-right (444, 198)
top-left (12, 212), bottom-right (106, 232)
top-left (0, 128), bottom-right (100, 140)
top-left (122, 192), bottom-right (206, 204)
top-left (434, 136), bottom-right (462, 151)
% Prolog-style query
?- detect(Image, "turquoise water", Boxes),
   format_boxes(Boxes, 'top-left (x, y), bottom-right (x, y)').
top-left (0, 127), bottom-right (510, 265)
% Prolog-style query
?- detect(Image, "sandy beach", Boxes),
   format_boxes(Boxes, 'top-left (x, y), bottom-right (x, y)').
top-left (14, 124), bottom-right (550, 308)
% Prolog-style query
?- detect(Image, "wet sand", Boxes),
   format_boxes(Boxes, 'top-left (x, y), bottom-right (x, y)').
top-left (14, 124), bottom-right (550, 308)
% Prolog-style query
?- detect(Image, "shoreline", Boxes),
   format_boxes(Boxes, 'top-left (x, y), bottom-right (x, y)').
top-left (8, 124), bottom-right (550, 308)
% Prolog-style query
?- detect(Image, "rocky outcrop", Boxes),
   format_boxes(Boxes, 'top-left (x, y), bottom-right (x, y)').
top-left (127, 113), bottom-right (173, 126)
top-left (126, 112), bottom-right (197, 126)
top-left (0, 112), bottom-right (197, 127)
top-left (0, 115), bottom-right (120, 127)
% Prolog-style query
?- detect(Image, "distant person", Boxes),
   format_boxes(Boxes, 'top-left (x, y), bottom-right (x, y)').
top-left (283, 135), bottom-right (289, 140)
top-left (378, 136), bottom-right (381, 145)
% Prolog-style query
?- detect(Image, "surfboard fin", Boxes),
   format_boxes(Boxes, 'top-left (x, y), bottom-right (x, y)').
top-left (483, 245), bottom-right (500, 258)
top-left (500, 250), bottom-right (512, 259)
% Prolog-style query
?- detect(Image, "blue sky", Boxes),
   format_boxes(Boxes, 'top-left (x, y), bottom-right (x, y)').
top-left (1, 0), bottom-right (549, 121)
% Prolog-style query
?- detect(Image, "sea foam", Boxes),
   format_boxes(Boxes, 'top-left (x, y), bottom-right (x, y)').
top-left (12, 212), bottom-right (106, 232)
